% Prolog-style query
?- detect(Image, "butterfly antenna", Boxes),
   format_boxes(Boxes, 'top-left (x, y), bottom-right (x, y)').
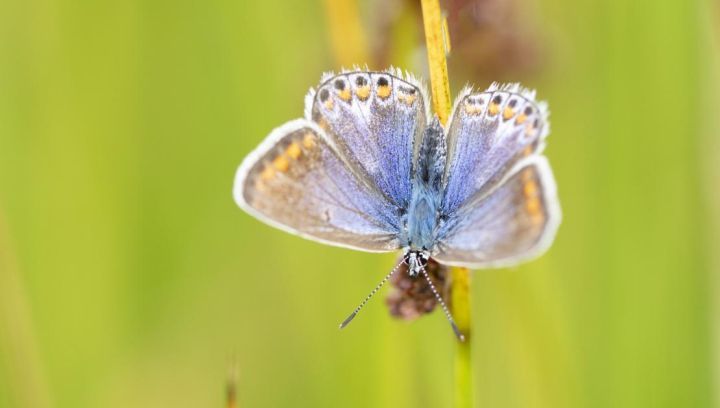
top-left (420, 264), bottom-right (466, 342)
top-left (339, 261), bottom-right (402, 329)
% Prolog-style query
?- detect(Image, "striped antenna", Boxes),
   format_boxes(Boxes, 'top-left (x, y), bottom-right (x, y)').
top-left (339, 261), bottom-right (402, 329)
top-left (420, 264), bottom-right (465, 342)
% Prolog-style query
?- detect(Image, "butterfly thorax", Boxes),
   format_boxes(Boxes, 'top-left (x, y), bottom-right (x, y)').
top-left (402, 118), bottom-right (446, 255)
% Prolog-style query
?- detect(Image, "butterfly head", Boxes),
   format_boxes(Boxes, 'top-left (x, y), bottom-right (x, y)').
top-left (403, 250), bottom-right (430, 277)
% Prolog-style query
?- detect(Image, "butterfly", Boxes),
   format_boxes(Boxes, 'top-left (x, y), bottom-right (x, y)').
top-left (233, 69), bottom-right (561, 339)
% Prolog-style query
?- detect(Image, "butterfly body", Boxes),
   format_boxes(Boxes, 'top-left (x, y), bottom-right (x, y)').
top-left (234, 69), bottom-right (561, 270)
top-left (402, 118), bottom-right (445, 255)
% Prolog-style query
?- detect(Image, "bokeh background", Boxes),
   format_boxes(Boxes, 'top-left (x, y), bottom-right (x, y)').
top-left (1, 0), bottom-right (719, 406)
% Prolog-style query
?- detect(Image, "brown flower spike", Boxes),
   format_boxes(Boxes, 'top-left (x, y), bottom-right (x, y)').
top-left (386, 257), bottom-right (449, 321)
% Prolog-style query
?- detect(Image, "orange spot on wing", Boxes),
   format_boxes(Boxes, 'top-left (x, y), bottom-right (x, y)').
top-left (526, 197), bottom-right (541, 216)
top-left (356, 86), bottom-right (370, 100)
top-left (503, 106), bottom-right (515, 120)
top-left (272, 155), bottom-right (289, 172)
top-left (302, 133), bottom-right (315, 148)
top-left (338, 89), bottom-right (351, 101)
top-left (515, 114), bottom-right (527, 125)
top-left (488, 103), bottom-right (500, 116)
top-left (464, 104), bottom-right (483, 115)
top-left (286, 141), bottom-right (302, 159)
top-left (377, 85), bottom-right (391, 99)
top-left (399, 93), bottom-right (416, 106)
top-left (523, 172), bottom-right (544, 222)
top-left (523, 180), bottom-right (538, 198)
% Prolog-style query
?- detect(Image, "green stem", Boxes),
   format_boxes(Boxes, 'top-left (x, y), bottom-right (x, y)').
top-left (419, 1), bottom-right (473, 407)
top-left (450, 267), bottom-right (473, 408)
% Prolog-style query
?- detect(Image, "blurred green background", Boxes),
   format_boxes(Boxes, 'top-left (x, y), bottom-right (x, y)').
top-left (0, 0), bottom-right (718, 407)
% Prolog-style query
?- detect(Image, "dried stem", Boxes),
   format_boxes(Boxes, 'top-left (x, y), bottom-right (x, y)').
top-left (420, 0), bottom-right (452, 125)
top-left (420, 1), bottom-right (474, 407)
top-left (322, 0), bottom-right (370, 67)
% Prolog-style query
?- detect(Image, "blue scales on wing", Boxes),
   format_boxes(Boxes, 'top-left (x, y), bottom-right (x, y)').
top-left (433, 84), bottom-right (561, 267)
top-left (234, 120), bottom-right (402, 252)
top-left (309, 70), bottom-right (428, 210)
top-left (434, 157), bottom-right (561, 267)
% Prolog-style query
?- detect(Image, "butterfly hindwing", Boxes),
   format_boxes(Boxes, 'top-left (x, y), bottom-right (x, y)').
top-left (434, 156), bottom-right (561, 268)
top-left (234, 119), bottom-right (401, 252)
top-left (310, 70), bottom-right (428, 209)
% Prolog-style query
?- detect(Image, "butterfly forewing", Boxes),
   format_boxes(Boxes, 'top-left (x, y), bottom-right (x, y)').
top-left (442, 85), bottom-right (548, 214)
top-left (234, 119), bottom-right (402, 252)
top-left (434, 156), bottom-right (560, 268)
top-left (310, 71), bottom-right (427, 208)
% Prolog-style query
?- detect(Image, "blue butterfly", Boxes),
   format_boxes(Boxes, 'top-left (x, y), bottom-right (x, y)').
top-left (234, 69), bottom-right (561, 339)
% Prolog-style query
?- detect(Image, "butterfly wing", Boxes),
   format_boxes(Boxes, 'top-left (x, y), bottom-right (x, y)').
top-left (309, 70), bottom-right (428, 209)
top-left (234, 119), bottom-right (402, 252)
top-left (434, 84), bottom-right (561, 267)
top-left (442, 84), bottom-right (550, 213)
top-left (434, 156), bottom-right (560, 268)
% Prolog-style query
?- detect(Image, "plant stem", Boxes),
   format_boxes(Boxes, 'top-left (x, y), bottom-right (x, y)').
top-left (450, 267), bottom-right (473, 408)
top-left (420, 1), bottom-right (473, 407)
top-left (420, 0), bottom-right (452, 125)
top-left (322, 0), bottom-right (370, 68)
top-left (0, 212), bottom-right (53, 408)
